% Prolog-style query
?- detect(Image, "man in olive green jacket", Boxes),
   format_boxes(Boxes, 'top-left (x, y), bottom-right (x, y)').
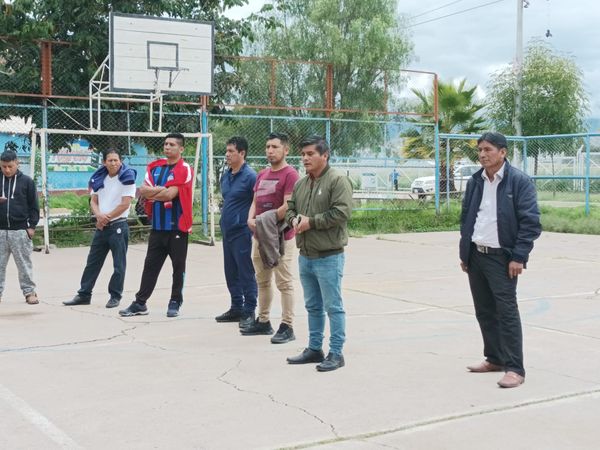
top-left (285, 135), bottom-right (353, 372)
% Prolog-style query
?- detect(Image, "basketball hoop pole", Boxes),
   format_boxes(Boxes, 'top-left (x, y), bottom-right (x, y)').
top-left (152, 68), bottom-right (165, 132)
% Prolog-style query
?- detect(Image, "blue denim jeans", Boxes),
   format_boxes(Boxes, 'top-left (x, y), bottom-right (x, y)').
top-left (223, 231), bottom-right (257, 314)
top-left (79, 221), bottom-right (128, 300)
top-left (298, 253), bottom-right (346, 355)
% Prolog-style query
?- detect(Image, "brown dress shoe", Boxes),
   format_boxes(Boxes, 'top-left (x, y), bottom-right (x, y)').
top-left (466, 360), bottom-right (503, 373)
top-left (497, 371), bottom-right (525, 388)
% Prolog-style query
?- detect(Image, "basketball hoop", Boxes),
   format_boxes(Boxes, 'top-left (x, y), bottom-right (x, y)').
top-left (89, 12), bottom-right (214, 132)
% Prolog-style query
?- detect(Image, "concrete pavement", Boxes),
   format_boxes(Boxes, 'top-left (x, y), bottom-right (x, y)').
top-left (1, 231), bottom-right (599, 449)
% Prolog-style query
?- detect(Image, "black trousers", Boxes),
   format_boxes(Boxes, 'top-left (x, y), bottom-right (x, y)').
top-left (136, 230), bottom-right (188, 304)
top-left (467, 246), bottom-right (524, 376)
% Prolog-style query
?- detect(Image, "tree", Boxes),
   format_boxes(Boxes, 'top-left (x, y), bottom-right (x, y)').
top-left (237, 0), bottom-right (413, 156)
top-left (0, 0), bottom-right (257, 150)
top-left (486, 39), bottom-right (589, 173)
top-left (402, 78), bottom-right (487, 191)
top-left (0, 0), bottom-right (255, 103)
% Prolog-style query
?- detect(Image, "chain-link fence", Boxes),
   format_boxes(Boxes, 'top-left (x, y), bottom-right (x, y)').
top-left (26, 129), bottom-right (211, 252)
top-left (438, 133), bottom-right (600, 214)
top-left (209, 113), bottom-right (437, 211)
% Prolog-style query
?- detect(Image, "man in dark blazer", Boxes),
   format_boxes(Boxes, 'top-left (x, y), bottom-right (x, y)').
top-left (460, 132), bottom-right (541, 388)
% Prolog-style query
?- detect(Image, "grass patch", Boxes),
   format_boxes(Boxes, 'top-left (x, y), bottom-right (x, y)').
top-left (43, 193), bottom-right (600, 247)
top-left (540, 205), bottom-right (600, 234)
top-left (349, 204), bottom-right (461, 235)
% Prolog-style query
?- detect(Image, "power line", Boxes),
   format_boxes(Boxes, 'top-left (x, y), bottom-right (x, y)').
top-left (412, 0), bottom-right (467, 19)
top-left (408, 0), bottom-right (508, 28)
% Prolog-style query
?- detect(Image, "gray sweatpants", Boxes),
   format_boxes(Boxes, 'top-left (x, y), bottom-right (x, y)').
top-left (0, 229), bottom-right (36, 297)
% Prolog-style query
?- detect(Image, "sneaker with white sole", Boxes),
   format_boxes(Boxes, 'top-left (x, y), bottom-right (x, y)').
top-left (166, 299), bottom-right (181, 318)
top-left (119, 301), bottom-right (148, 317)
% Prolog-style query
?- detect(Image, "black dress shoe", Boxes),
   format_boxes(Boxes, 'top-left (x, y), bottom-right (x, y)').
top-left (106, 297), bottom-right (120, 308)
top-left (287, 348), bottom-right (325, 364)
top-left (63, 295), bottom-right (91, 306)
top-left (316, 353), bottom-right (345, 372)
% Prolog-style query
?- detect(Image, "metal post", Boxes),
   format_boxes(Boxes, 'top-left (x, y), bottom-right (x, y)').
top-left (158, 95), bottom-right (163, 132)
top-left (149, 96), bottom-right (154, 131)
top-left (585, 134), bottom-right (591, 216)
top-left (29, 130), bottom-right (37, 179)
top-left (208, 134), bottom-right (215, 245)
top-left (434, 122), bottom-right (440, 214)
top-left (514, 0), bottom-right (524, 166)
top-left (89, 81), bottom-right (94, 130)
top-left (326, 120), bottom-right (331, 145)
top-left (40, 131), bottom-right (50, 254)
top-left (192, 132), bottom-right (202, 220)
top-left (126, 104), bottom-right (131, 154)
top-left (97, 90), bottom-right (101, 130)
top-left (445, 137), bottom-right (450, 211)
top-left (201, 97), bottom-right (209, 236)
top-left (522, 138), bottom-right (528, 174)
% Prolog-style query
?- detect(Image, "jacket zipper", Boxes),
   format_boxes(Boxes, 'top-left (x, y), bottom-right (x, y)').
top-left (302, 178), bottom-right (316, 255)
top-left (5, 176), bottom-right (10, 229)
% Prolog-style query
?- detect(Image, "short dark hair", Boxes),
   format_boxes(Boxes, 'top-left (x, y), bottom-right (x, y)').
top-left (301, 135), bottom-right (330, 158)
top-left (478, 132), bottom-right (508, 150)
top-left (267, 132), bottom-right (289, 146)
top-left (102, 148), bottom-right (122, 162)
top-left (0, 149), bottom-right (18, 162)
top-left (226, 136), bottom-right (249, 159)
top-left (165, 132), bottom-right (185, 147)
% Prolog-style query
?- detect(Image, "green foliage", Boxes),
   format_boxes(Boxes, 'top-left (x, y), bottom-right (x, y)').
top-left (401, 79), bottom-right (486, 192)
top-left (539, 205), bottom-right (600, 234)
top-left (403, 78), bottom-right (486, 161)
top-left (487, 39), bottom-right (589, 138)
top-left (241, 0), bottom-right (413, 155)
top-left (48, 191), bottom-right (89, 210)
top-left (0, 0), bottom-right (256, 104)
top-left (349, 205), bottom-right (461, 235)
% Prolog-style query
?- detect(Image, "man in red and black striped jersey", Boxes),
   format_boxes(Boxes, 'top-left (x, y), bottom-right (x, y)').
top-left (119, 133), bottom-right (193, 318)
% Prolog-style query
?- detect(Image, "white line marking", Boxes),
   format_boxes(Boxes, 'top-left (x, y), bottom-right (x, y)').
top-left (0, 383), bottom-right (81, 449)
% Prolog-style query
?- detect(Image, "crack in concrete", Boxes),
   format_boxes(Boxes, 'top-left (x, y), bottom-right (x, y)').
top-left (0, 325), bottom-right (138, 353)
top-left (217, 360), bottom-right (339, 439)
top-left (285, 387), bottom-right (600, 449)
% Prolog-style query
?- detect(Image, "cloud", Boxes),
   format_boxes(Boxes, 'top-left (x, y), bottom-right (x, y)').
top-left (401, 0), bottom-right (599, 115)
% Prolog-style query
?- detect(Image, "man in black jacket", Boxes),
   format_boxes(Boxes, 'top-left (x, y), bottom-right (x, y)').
top-left (0, 149), bottom-right (40, 304)
top-left (459, 132), bottom-right (541, 388)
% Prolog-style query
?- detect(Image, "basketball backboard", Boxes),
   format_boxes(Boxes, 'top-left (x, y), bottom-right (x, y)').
top-left (110, 12), bottom-right (214, 95)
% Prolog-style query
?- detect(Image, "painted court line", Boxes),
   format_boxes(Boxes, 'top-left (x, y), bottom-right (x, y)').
top-left (0, 383), bottom-right (81, 449)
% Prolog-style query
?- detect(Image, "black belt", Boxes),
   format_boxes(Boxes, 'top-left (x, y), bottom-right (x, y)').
top-left (473, 244), bottom-right (504, 255)
top-left (105, 218), bottom-right (127, 228)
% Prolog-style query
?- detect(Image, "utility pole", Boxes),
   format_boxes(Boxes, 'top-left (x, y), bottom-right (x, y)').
top-left (513, 0), bottom-right (525, 166)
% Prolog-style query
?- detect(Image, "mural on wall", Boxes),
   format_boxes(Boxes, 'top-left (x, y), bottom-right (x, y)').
top-left (48, 139), bottom-right (100, 172)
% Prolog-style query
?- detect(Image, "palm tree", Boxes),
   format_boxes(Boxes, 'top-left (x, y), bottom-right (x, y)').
top-left (403, 79), bottom-right (487, 192)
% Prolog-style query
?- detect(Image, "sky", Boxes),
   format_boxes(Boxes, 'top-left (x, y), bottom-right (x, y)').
top-left (225, 0), bottom-right (600, 117)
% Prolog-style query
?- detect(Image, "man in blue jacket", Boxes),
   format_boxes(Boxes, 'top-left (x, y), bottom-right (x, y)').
top-left (215, 136), bottom-right (258, 328)
top-left (460, 132), bottom-right (541, 389)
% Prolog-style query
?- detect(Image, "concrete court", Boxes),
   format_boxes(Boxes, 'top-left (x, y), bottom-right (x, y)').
top-left (0, 231), bottom-right (599, 450)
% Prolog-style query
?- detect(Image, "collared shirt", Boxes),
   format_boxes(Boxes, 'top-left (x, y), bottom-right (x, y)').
top-left (472, 162), bottom-right (506, 248)
top-left (94, 175), bottom-right (136, 220)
